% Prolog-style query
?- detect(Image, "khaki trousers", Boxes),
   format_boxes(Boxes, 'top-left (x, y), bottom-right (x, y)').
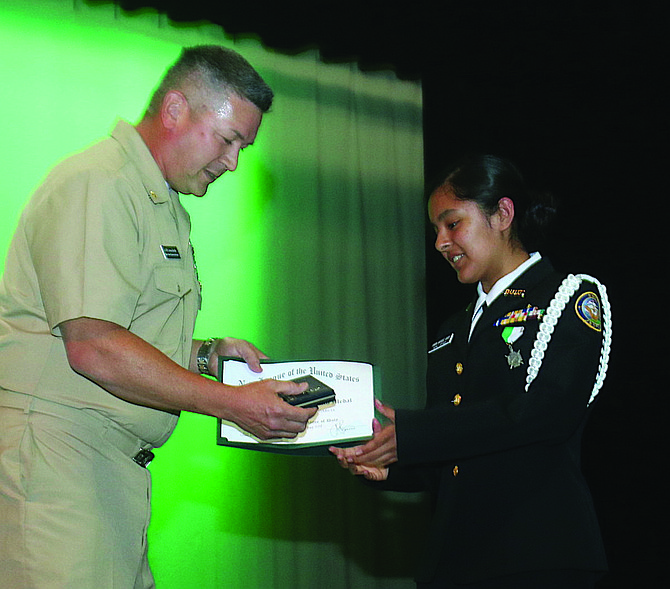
top-left (0, 389), bottom-right (155, 589)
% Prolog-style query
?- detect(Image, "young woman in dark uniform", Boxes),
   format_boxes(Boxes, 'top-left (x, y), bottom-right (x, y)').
top-left (331, 154), bottom-right (611, 588)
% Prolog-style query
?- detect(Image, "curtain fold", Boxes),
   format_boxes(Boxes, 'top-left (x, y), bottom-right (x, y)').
top-left (1, 1), bottom-right (427, 587)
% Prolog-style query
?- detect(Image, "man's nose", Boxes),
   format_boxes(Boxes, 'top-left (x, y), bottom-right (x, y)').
top-left (219, 147), bottom-right (240, 172)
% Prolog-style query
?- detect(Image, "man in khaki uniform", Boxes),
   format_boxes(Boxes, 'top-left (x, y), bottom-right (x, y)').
top-left (0, 46), bottom-right (315, 588)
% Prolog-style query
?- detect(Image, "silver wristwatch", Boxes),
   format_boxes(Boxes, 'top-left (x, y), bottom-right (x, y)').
top-left (196, 338), bottom-right (216, 374)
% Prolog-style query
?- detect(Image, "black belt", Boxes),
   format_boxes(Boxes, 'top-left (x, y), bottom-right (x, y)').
top-left (133, 448), bottom-right (155, 468)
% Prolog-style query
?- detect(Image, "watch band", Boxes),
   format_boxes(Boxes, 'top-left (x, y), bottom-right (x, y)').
top-left (196, 338), bottom-right (216, 374)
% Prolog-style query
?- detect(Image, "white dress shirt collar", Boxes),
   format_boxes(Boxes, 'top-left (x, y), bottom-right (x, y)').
top-left (469, 252), bottom-right (542, 339)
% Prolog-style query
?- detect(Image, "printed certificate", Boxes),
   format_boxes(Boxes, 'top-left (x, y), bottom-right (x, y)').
top-left (217, 358), bottom-right (375, 454)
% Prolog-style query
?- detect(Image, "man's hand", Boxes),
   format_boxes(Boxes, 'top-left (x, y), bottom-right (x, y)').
top-left (212, 337), bottom-right (268, 373)
top-left (200, 337), bottom-right (318, 439)
top-left (192, 337), bottom-right (268, 376)
top-left (225, 377), bottom-right (317, 440)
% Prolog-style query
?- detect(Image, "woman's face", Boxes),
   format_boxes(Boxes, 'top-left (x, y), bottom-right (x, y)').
top-left (428, 185), bottom-right (517, 293)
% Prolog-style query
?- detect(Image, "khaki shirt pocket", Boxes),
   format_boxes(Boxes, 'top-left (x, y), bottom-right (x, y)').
top-left (153, 265), bottom-right (193, 299)
top-left (143, 264), bottom-right (197, 365)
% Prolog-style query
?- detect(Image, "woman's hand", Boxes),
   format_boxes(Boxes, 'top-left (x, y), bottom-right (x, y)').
top-left (329, 399), bottom-right (397, 474)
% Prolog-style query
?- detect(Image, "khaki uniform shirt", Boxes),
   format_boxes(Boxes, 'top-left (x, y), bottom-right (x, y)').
top-left (0, 120), bottom-right (201, 445)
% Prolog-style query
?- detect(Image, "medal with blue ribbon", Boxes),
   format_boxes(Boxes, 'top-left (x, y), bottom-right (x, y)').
top-left (502, 326), bottom-right (524, 369)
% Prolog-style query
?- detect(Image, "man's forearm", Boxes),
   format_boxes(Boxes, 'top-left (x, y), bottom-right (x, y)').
top-left (59, 317), bottom-right (314, 440)
top-left (61, 317), bottom-right (227, 416)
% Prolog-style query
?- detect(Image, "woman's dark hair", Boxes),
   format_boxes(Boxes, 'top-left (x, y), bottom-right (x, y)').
top-left (432, 154), bottom-right (558, 252)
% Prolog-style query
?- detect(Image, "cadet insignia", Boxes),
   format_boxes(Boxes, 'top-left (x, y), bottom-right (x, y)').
top-left (575, 291), bottom-right (602, 331)
top-left (503, 288), bottom-right (525, 298)
top-left (429, 333), bottom-right (453, 354)
top-left (493, 305), bottom-right (545, 327)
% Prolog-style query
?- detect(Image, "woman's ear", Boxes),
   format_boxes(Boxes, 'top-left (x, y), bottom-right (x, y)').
top-left (495, 197), bottom-right (516, 231)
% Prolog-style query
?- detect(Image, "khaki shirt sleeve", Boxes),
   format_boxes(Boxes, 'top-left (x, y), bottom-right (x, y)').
top-left (25, 167), bottom-right (143, 336)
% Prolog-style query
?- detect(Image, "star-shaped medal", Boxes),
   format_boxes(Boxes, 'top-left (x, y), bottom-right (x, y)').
top-left (506, 345), bottom-right (523, 369)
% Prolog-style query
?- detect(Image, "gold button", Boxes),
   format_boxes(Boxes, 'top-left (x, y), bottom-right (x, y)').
top-left (453, 466), bottom-right (459, 476)
top-left (455, 362), bottom-right (464, 375)
top-left (452, 394), bottom-right (461, 406)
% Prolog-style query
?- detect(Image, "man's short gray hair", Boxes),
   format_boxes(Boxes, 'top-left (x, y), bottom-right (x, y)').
top-left (146, 45), bottom-right (274, 116)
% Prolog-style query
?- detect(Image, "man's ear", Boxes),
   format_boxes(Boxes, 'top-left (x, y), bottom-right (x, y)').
top-left (160, 90), bottom-right (188, 130)
top-left (495, 197), bottom-right (516, 231)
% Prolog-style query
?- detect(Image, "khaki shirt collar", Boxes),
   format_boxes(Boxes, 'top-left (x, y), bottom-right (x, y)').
top-left (110, 119), bottom-right (170, 204)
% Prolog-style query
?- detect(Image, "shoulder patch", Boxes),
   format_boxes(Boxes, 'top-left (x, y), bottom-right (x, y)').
top-left (575, 291), bottom-right (602, 331)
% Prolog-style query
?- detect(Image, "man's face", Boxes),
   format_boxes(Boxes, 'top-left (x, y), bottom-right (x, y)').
top-left (166, 92), bottom-right (262, 196)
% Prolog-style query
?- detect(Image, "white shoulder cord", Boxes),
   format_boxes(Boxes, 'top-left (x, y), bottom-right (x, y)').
top-left (525, 274), bottom-right (612, 406)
